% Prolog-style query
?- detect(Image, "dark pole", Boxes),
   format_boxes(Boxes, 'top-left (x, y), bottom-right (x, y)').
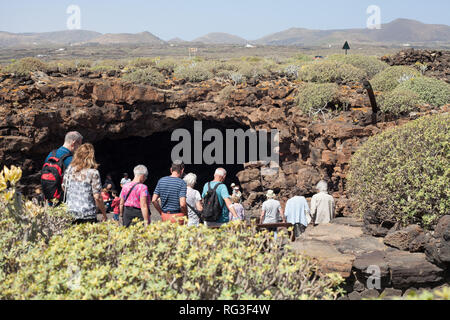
top-left (363, 80), bottom-right (379, 124)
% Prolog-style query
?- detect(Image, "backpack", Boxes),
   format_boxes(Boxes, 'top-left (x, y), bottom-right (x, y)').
top-left (201, 182), bottom-right (224, 222)
top-left (41, 150), bottom-right (72, 203)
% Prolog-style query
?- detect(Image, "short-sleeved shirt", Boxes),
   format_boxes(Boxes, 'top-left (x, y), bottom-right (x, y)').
top-left (262, 199), bottom-right (282, 224)
top-left (186, 186), bottom-right (202, 226)
top-left (202, 181), bottom-right (230, 224)
top-left (120, 182), bottom-right (151, 209)
top-left (45, 146), bottom-right (72, 169)
top-left (63, 166), bottom-right (102, 220)
top-left (230, 203), bottom-right (245, 221)
top-left (120, 178), bottom-right (131, 186)
top-left (154, 176), bottom-right (187, 213)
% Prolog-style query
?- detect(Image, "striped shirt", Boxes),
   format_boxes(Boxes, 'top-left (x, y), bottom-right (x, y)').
top-left (154, 176), bottom-right (187, 213)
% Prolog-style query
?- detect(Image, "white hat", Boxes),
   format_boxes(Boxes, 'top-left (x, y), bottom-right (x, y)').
top-left (231, 183), bottom-right (236, 188)
top-left (266, 190), bottom-right (275, 199)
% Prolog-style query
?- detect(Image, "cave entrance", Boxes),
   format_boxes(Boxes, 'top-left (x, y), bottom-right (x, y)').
top-left (94, 120), bottom-right (254, 196)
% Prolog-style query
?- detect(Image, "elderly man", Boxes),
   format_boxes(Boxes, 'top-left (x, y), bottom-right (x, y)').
top-left (152, 161), bottom-right (188, 224)
top-left (285, 195), bottom-right (311, 238)
top-left (202, 168), bottom-right (238, 228)
top-left (310, 180), bottom-right (335, 225)
top-left (42, 131), bottom-right (83, 203)
top-left (45, 131), bottom-right (83, 168)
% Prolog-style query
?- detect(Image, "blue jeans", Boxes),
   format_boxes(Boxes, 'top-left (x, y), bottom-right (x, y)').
top-left (113, 213), bottom-right (120, 221)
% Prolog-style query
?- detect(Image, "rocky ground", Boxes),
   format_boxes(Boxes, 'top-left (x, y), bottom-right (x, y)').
top-left (381, 48), bottom-right (450, 83)
top-left (292, 215), bottom-right (450, 299)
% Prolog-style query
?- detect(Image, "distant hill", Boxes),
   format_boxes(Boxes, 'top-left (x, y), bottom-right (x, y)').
top-left (254, 19), bottom-right (450, 46)
top-left (168, 37), bottom-right (189, 44)
top-left (1, 19), bottom-right (448, 48)
top-left (85, 31), bottom-right (165, 45)
top-left (0, 30), bottom-right (101, 47)
top-left (193, 32), bottom-right (247, 45)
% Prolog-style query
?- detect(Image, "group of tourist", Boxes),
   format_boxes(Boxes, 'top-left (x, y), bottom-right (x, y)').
top-left (260, 180), bottom-right (335, 237)
top-left (42, 131), bottom-right (335, 233)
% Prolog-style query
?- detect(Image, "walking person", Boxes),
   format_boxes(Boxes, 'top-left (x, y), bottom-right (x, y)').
top-left (201, 168), bottom-right (238, 228)
top-left (41, 131), bottom-right (83, 204)
top-left (62, 143), bottom-right (107, 224)
top-left (230, 195), bottom-right (245, 222)
top-left (310, 180), bottom-right (335, 225)
top-left (110, 190), bottom-right (121, 222)
top-left (119, 165), bottom-right (151, 227)
top-left (119, 165), bottom-right (150, 228)
top-left (285, 195), bottom-right (311, 238)
top-left (120, 173), bottom-right (131, 188)
top-left (260, 190), bottom-right (286, 225)
top-left (152, 161), bottom-right (188, 225)
top-left (183, 173), bottom-right (203, 227)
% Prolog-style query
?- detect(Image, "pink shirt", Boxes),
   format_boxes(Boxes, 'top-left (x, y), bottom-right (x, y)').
top-left (120, 182), bottom-right (151, 209)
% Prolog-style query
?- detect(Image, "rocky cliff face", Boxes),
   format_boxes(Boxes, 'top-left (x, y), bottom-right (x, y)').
top-left (0, 71), bottom-right (434, 216)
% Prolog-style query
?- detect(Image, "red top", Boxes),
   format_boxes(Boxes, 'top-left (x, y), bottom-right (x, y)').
top-left (102, 191), bottom-right (111, 202)
top-left (111, 197), bottom-right (121, 214)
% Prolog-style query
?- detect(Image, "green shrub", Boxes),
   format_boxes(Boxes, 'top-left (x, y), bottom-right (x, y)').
top-left (6, 57), bottom-right (49, 76)
top-left (328, 54), bottom-right (388, 78)
top-left (0, 221), bottom-right (344, 300)
top-left (371, 66), bottom-right (420, 92)
top-left (297, 83), bottom-right (340, 115)
top-left (128, 57), bottom-right (157, 68)
top-left (237, 62), bottom-right (270, 80)
top-left (90, 59), bottom-right (125, 72)
top-left (348, 114), bottom-right (450, 228)
top-left (154, 58), bottom-right (181, 74)
top-left (298, 60), bottom-right (366, 84)
top-left (0, 166), bottom-right (73, 278)
top-left (379, 88), bottom-right (421, 115)
top-left (396, 76), bottom-right (450, 107)
top-left (173, 63), bottom-right (213, 82)
top-left (122, 68), bottom-right (165, 86)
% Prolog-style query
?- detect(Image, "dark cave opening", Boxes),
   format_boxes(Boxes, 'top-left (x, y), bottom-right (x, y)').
top-left (93, 120), bottom-right (267, 195)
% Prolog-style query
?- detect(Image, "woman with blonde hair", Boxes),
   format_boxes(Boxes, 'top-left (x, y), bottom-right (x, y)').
top-left (62, 143), bottom-right (107, 224)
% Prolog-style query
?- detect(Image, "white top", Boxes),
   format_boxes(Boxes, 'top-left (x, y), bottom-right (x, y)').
top-left (311, 192), bottom-right (335, 224)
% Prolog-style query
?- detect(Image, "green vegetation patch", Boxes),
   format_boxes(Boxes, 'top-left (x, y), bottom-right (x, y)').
top-left (348, 113), bottom-right (450, 228)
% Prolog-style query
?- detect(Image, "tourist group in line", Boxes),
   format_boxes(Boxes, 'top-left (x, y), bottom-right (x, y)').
top-left (40, 132), bottom-right (335, 235)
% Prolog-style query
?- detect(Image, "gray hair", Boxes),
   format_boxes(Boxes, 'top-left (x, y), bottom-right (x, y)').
top-left (65, 131), bottom-right (83, 144)
top-left (183, 173), bottom-right (197, 187)
top-left (316, 180), bottom-right (328, 193)
top-left (214, 168), bottom-right (227, 177)
top-left (134, 165), bottom-right (148, 177)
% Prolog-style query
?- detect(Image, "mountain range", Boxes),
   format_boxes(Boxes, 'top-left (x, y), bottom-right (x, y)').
top-left (0, 19), bottom-right (448, 48)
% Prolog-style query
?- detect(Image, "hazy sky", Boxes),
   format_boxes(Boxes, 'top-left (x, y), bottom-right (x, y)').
top-left (1, 0), bottom-right (449, 40)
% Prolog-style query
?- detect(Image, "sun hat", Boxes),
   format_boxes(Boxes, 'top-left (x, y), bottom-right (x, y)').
top-left (266, 190), bottom-right (275, 199)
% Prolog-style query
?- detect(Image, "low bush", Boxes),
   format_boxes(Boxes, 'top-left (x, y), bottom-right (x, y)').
top-left (297, 82), bottom-right (340, 115)
top-left (396, 76), bottom-right (450, 107)
top-left (6, 57), bottom-right (49, 76)
top-left (128, 57), bottom-right (157, 68)
top-left (154, 58), bottom-right (181, 74)
top-left (0, 165), bottom-right (344, 300)
top-left (0, 166), bottom-right (72, 278)
top-left (347, 114), bottom-right (450, 228)
top-left (379, 88), bottom-right (421, 115)
top-left (122, 68), bottom-right (165, 86)
top-left (371, 66), bottom-right (420, 92)
top-left (328, 54), bottom-right (388, 78)
top-left (174, 63), bottom-right (213, 82)
top-left (298, 60), bottom-right (366, 84)
top-left (90, 59), bottom-right (126, 72)
top-left (0, 221), bottom-right (344, 300)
